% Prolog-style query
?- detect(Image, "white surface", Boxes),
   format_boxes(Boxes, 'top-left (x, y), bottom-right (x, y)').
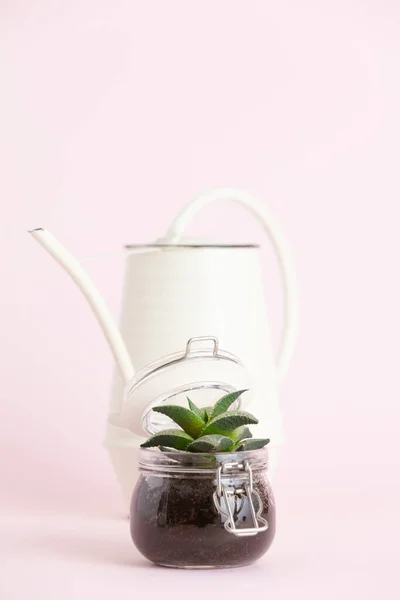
top-left (1, 468), bottom-right (397, 600)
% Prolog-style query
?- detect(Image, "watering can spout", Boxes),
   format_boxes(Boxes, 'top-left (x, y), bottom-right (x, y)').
top-left (28, 228), bottom-right (135, 389)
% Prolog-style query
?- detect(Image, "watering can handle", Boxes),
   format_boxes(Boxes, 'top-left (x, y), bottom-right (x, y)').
top-left (163, 188), bottom-right (298, 383)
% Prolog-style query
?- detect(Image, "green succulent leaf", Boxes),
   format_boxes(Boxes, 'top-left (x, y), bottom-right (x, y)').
top-left (229, 425), bottom-right (253, 443)
top-left (187, 435), bottom-right (234, 453)
top-left (140, 429), bottom-right (194, 450)
top-left (152, 405), bottom-right (205, 437)
top-left (202, 410), bottom-right (258, 436)
top-left (202, 406), bottom-right (214, 423)
top-left (235, 438), bottom-right (270, 451)
top-left (209, 389), bottom-right (248, 421)
top-left (145, 389), bottom-right (262, 453)
top-left (187, 397), bottom-right (204, 421)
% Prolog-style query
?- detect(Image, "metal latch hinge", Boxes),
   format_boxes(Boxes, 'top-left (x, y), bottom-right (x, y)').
top-left (213, 460), bottom-right (268, 537)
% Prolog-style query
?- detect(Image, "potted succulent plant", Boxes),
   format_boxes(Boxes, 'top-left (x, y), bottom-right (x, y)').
top-left (130, 390), bottom-right (276, 569)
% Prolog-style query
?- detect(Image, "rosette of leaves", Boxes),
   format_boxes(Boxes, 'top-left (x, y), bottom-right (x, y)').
top-left (140, 390), bottom-right (270, 453)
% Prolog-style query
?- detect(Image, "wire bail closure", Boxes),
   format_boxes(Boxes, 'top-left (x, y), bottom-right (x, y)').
top-left (213, 460), bottom-right (268, 537)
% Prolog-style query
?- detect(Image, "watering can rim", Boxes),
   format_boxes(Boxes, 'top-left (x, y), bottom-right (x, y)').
top-left (124, 242), bottom-right (260, 249)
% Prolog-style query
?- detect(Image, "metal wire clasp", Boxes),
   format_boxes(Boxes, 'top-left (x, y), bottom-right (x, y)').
top-left (213, 460), bottom-right (268, 537)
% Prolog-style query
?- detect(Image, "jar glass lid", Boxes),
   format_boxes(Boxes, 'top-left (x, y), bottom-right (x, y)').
top-left (116, 337), bottom-right (252, 436)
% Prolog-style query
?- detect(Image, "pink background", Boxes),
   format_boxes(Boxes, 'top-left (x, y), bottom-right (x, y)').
top-left (1, 1), bottom-right (400, 598)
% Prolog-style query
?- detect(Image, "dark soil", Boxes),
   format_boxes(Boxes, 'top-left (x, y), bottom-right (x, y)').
top-left (130, 472), bottom-right (276, 568)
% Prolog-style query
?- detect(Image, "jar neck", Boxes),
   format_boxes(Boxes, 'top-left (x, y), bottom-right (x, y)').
top-left (138, 447), bottom-right (269, 475)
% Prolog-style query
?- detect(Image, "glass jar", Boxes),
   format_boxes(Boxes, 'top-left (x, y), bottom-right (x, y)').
top-left (130, 447), bottom-right (275, 569)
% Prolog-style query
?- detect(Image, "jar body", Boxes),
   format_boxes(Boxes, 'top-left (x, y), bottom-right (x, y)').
top-left (130, 448), bottom-right (275, 569)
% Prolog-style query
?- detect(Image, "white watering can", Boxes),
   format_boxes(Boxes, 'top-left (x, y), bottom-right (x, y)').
top-left (30, 188), bottom-right (298, 507)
